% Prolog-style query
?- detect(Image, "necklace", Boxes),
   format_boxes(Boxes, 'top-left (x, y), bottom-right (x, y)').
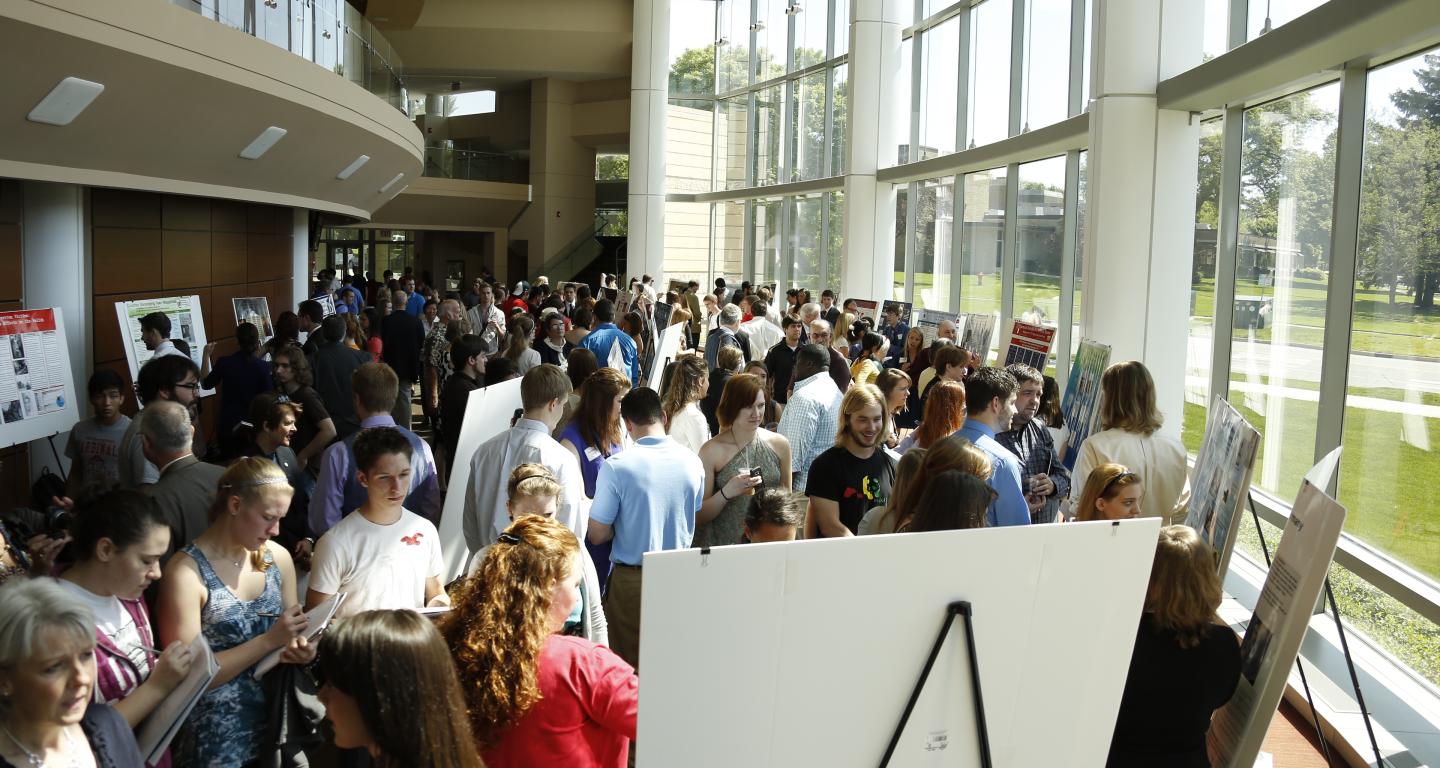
top-left (1, 723), bottom-right (81, 768)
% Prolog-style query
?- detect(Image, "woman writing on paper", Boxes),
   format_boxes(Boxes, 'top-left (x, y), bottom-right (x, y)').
top-left (57, 490), bottom-right (195, 736)
top-left (1107, 526), bottom-right (1240, 768)
top-left (1069, 361), bottom-right (1187, 523)
top-left (442, 515), bottom-right (638, 768)
top-left (0, 579), bottom-right (146, 767)
top-left (156, 458), bottom-right (314, 767)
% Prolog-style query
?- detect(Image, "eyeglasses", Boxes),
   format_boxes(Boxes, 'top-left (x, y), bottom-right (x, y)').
top-left (172, 382), bottom-right (201, 391)
top-left (1101, 471), bottom-right (1138, 496)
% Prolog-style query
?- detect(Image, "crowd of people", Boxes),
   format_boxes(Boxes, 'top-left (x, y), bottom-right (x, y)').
top-left (0, 267), bottom-right (1236, 768)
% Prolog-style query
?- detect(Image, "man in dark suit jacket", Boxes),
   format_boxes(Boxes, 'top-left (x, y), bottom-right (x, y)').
top-left (311, 314), bottom-right (372, 438)
top-left (140, 401), bottom-right (225, 557)
top-left (379, 289), bottom-right (425, 429)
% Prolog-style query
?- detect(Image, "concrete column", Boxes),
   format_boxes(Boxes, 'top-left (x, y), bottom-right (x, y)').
top-left (292, 208), bottom-right (310, 306)
top-left (21, 182), bottom-right (88, 480)
top-left (628, 0), bottom-right (669, 281)
top-left (840, 0), bottom-right (906, 302)
top-left (1081, 0), bottom-right (1203, 439)
top-left (511, 79), bottom-right (599, 279)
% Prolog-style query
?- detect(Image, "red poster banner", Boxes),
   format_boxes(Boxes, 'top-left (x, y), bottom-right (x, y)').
top-left (0, 310), bottom-right (57, 335)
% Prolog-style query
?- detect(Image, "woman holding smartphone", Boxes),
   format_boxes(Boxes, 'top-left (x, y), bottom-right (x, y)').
top-left (694, 374), bottom-right (792, 547)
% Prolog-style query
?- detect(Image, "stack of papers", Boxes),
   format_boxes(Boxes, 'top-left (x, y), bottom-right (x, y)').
top-left (136, 635), bottom-right (219, 764)
top-left (253, 592), bottom-right (347, 678)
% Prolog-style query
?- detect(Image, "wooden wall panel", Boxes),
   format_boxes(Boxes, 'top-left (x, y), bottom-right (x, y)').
top-left (0, 224), bottom-right (21, 303)
top-left (212, 201), bottom-right (247, 233)
top-left (211, 232), bottom-right (248, 284)
top-left (162, 196), bottom-right (211, 231)
top-left (162, 230), bottom-right (212, 289)
top-left (91, 188), bottom-right (161, 229)
top-left (93, 228), bottom-right (162, 294)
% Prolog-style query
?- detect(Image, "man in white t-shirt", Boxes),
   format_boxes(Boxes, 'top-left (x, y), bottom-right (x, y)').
top-left (307, 427), bottom-right (448, 617)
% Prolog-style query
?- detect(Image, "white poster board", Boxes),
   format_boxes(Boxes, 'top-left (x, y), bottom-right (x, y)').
top-left (851, 298), bottom-right (880, 325)
top-left (1207, 478), bottom-right (1347, 768)
top-left (438, 377), bottom-right (525, 583)
top-left (113, 296), bottom-right (213, 398)
top-left (0, 309), bottom-right (80, 449)
top-left (231, 297), bottom-right (275, 342)
top-left (914, 308), bottom-right (960, 345)
top-left (646, 322), bottom-right (686, 393)
top-left (316, 294), bottom-right (337, 317)
top-left (639, 519), bottom-right (1161, 767)
top-left (1181, 396), bottom-right (1261, 576)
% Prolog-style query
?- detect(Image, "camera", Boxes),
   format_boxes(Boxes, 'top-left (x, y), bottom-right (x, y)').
top-left (44, 506), bottom-right (72, 536)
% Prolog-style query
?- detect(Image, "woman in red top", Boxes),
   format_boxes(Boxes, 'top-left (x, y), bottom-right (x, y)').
top-left (441, 515), bottom-right (638, 768)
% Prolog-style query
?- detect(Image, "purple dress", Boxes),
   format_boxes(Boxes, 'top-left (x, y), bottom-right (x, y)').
top-left (557, 422), bottom-right (623, 590)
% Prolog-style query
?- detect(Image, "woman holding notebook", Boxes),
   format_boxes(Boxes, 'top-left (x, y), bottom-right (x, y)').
top-left (157, 458), bottom-right (314, 767)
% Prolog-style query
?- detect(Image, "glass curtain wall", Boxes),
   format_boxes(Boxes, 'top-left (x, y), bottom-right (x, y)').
top-left (665, 0), bottom-right (849, 291)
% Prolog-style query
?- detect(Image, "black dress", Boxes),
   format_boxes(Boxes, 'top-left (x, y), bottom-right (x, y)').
top-left (1106, 615), bottom-right (1241, 768)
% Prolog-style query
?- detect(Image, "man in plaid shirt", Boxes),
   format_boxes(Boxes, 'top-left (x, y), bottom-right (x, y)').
top-left (996, 363), bottom-right (1071, 524)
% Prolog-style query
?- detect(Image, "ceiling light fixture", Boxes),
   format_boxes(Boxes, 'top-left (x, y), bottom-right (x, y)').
top-left (379, 172), bottom-right (405, 194)
top-left (27, 77), bottom-right (105, 126)
top-left (336, 154), bottom-right (370, 180)
top-left (239, 126), bottom-right (287, 159)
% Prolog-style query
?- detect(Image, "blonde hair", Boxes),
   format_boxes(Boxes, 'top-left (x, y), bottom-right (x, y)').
top-left (1075, 462), bottom-right (1143, 522)
top-left (716, 345), bottom-right (745, 373)
top-left (506, 463), bottom-right (563, 506)
top-left (1099, 360), bottom-right (1163, 435)
top-left (211, 457), bottom-right (292, 571)
top-left (833, 312), bottom-right (855, 351)
top-left (1147, 525), bottom-right (1223, 649)
top-left (836, 384), bottom-right (890, 448)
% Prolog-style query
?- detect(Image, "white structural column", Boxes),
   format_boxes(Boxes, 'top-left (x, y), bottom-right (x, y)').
top-left (628, 0), bottom-right (669, 281)
top-left (21, 182), bottom-right (87, 480)
top-left (840, 0), bottom-right (906, 301)
top-left (292, 208), bottom-right (310, 306)
top-left (1081, 0), bottom-right (1203, 439)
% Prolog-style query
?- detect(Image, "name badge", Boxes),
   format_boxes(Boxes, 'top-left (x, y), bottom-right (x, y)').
top-left (584, 446), bottom-right (602, 462)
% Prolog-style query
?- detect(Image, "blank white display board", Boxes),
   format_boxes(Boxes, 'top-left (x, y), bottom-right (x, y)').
top-left (638, 519), bottom-right (1161, 767)
top-left (437, 377), bottom-right (523, 582)
top-left (646, 322), bottom-right (685, 393)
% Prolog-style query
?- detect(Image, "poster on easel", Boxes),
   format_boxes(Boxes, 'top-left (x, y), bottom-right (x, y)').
top-left (0, 309), bottom-right (80, 449)
top-left (231, 297), bottom-right (275, 342)
top-left (850, 299), bottom-right (880, 325)
top-left (1059, 338), bottom-right (1111, 468)
top-left (914, 308), bottom-right (961, 345)
top-left (959, 312), bottom-right (997, 363)
top-left (315, 294), bottom-right (336, 317)
top-left (114, 296), bottom-right (213, 398)
top-left (1000, 319), bottom-right (1057, 371)
top-left (1207, 461), bottom-right (1346, 768)
top-left (880, 299), bottom-right (913, 329)
top-left (668, 279), bottom-right (690, 298)
top-left (1182, 396), bottom-right (1261, 576)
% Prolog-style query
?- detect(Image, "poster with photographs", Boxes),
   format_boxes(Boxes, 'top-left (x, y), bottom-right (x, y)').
top-left (1182, 396), bottom-right (1261, 576)
top-left (1207, 473), bottom-right (1346, 768)
top-left (1001, 319), bottom-right (1057, 371)
top-left (959, 312), bottom-right (997, 363)
top-left (113, 295), bottom-right (213, 398)
top-left (315, 294), bottom-right (337, 317)
top-left (231, 297), bottom-right (275, 342)
top-left (668, 279), bottom-right (690, 298)
top-left (0, 308), bottom-right (80, 449)
top-left (1059, 338), bottom-right (1111, 468)
top-left (913, 308), bottom-right (961, 345)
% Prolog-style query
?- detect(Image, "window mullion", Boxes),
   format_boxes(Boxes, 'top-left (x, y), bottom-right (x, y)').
top-left (1208, 105), bottom-right (1244, 406)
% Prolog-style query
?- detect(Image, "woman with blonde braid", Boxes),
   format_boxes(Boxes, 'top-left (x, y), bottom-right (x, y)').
top-left (156, 458), bottom-right (313, 767)
top-left (441, 515), bottom-right (637, 768)
top-left (504, 315), bottom-right (542, 375)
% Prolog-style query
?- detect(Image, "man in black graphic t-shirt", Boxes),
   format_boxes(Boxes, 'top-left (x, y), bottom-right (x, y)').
top-left (805, 383), bottom-right (896, 537)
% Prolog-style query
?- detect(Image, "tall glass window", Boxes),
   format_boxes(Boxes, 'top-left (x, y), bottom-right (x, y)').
top-left (913, 176), bottom-right (956, 309)
top-left (1203, 0), bottom-right (1228, 61)
top-left (1229, 83), bottom-right (1339, 497)
top-left (960, 167), bottom-right (1009, 359)
top-left (792, 194), bottom-right (825, 292)
top-left (1074, 151), bottom-right (1087, 349)
top-left (717, 0), bottom-right (751, 94)
top-left (1187, 118), bottom-right (1223, 453)
top-left (1013, 156), bottom-right (1066, 373)
top-left (1247, 0), bottom-right (1326, 41)
top-left (1344, 49), bottom-right (1440, 582)
top-left (918, 17), bottom-right (961, 159)
top-left (967, 0), bottom-right (1013, 148)
top-left (795, 0), bottom-right (831, 68)
top-left (894, 186), bottom-right (909, 300)
top-left (1020, 0), bottom-right (1071, 132)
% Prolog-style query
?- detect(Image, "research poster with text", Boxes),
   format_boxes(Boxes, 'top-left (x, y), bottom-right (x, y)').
top-left (0, 309), bottom-right (80, 448)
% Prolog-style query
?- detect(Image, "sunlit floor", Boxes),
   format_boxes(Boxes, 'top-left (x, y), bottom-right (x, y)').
top-left (1262, 700), bottom-right (1332, 767)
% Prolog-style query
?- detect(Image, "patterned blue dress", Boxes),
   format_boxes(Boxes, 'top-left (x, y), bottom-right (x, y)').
top-left (180, 545), bottom-right (283, 767)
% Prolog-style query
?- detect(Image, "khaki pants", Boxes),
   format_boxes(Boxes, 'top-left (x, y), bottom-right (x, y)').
top-left (604, 565), bottom-right (643, 671)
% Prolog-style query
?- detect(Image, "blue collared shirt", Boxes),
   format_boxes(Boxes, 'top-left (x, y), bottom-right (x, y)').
top-left (589, 435), bottom-right (705, 566)
top-left (956, 419), bottom-right (1031, 527)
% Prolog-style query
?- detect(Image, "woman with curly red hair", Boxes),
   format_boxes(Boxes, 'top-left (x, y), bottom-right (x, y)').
top-left (440, 515), bottom-right (638, 767)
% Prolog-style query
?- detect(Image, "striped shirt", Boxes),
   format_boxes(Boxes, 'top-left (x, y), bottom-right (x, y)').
top-left (777, 372), bottom-right (843, 493)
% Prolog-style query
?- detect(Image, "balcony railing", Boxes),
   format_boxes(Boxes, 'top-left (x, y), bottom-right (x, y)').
top-left (171, 0), bottom-right (408, 116)
top-left (423, 147), bottom-right (527, 184)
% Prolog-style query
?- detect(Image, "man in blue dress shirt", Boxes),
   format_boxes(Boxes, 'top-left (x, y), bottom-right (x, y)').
top-left (956, 367), bottom-right (1031, 527)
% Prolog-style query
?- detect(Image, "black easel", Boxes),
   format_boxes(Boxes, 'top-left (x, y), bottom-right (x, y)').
top-left (879, 601), bottom-right (991, 768)
top-left (1247, 493), bottom-right (1386, 767)
top-left (44, 432), bottom-right (67, 484)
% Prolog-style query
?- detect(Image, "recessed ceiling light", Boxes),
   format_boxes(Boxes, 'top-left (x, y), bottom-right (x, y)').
top-left (336, 155), bottom-right (370, 180)
top-left (379, 172), bottom-right (405, 194)
top-left (239, 126), bottom-right (287, 159)
top-left (27, 77), bottom-right (105, 126)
